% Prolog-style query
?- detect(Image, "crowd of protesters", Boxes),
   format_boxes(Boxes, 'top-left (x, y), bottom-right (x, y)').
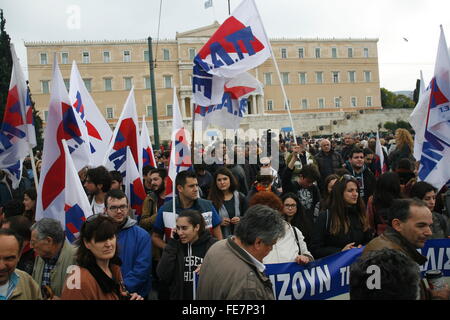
top-left (1, 128), bottom-right (450, 300)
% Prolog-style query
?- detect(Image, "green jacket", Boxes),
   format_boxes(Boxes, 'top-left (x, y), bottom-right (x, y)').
top-left (32, 241), bottom-right (77, 297)
top-left (9, 269), bottom-right (42, 300)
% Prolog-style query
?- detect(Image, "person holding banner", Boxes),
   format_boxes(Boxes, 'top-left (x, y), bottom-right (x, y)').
top-left (311, 174), bottom-right (373, 259)
top-left (156, 210), bottom-right (217, 300)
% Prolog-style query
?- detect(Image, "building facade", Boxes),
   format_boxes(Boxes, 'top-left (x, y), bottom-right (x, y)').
top-left (25, 21), bottom-right (381, 139)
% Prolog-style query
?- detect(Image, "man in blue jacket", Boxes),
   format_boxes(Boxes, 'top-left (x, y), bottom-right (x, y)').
top-left (104, 189), bottom-right (152, 298)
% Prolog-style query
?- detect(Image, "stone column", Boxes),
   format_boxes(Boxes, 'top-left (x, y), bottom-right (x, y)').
top-left (181, 96), bottom-right (187, 118)
top-left (252, 95), bottom-right (256, 115)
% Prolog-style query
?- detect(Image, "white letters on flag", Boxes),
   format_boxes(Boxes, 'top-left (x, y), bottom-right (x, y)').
top-left (62, 139), bottom-right (93, 243)
top-left (194, 72), bottom-right (262, 130)
top-left (69, 61), bottom-right (113, 167)
top-left (414, 26), bottom-right (450, 190)
top-left (193, 0), bottom-right (271, 105)
top-left (141, 116), bottom-right (156, 168)
top-left (103, 88), bottom-right (142, 180)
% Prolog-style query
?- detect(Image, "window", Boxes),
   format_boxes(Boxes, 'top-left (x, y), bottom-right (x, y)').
top-left (281, 72), bottom-right (289, 85)
top-left (103, 51), bottom-right (111, 63)
top-left (351, 97), bottom-right (357, 107)
top-left (41, 80), bottom-right (50, 94)
top-left (64, 79), bottom-right (70, 91)
top-left (332, 71), bottom-right (340, 83)
top-left (298, 48), bottom-right (304, 58)
top-left (315, 72), bottom-right (323, 84)
top-left (281, 48), bottom-right (287, 59)
top-left (82, 51), bottom-right (90, 64)
top-left (315, 48), bottom-right (321, 58)
top-left (40, 53), bottom-right (48, 65)
top-left (284, 100), bottom-right (291, 110)
top-left (144, 50), bottom-right (149, 62)
top-left (189, 48), bottom-right (196, 60)
top-left (124, 77), bottom-right (133, 90)
top-left (163, 75), bottom-right (172, 89)
top-left (267, 100), bottom-right (273, 111)
top-left (348, 71), bottom-right (356, 83)
top-left (166, 104), bottom-right (173, 116)
top-left (301, 99), bottom-right (308, 110)
top-left (123, 50), bottom-right (131, 62)
top-left (144, 76), bottom-right (150, 89)
top-left (364, 71), bottom-right (372, 82)
top-left (44, 111), bottom-right (49, 122)
top-left (147, 105), bottom-right (155, 117)
top-left (299, 72), bottom-right (307, 85)
top-left (364, 48), bottom-right (369, 58)
top-left (61, 52), bottom-right (69, 64)
top-left (318, 98), bottom-right (325, 109)
top-left (104, 78), bottom-right (112, 91)
top-left (366, 96), bottom-right (373, 107)
top-left (331, 47), bottom-right (337, 58)
top-left (163, 49), bottom-right (170, 61)
top-left (106, 107), bottom-right (114, 119)
top-left (83, 79), bottom-right (92, 92)
top-left (264, 73), bottom-right (272, 85)
top-left (348, 47), bottom-right (353, 58)
top-left (334, 97), bottom-right (342, 108)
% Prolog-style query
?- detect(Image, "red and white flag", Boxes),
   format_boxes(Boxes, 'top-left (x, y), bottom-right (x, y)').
top-left (36, 55), bottom-right (89, 221)
top-left (125, 147), bottom-right (146, 218)
top-left (69, 61), bottom-right (113, 167)
top-left (141, 116), bottom-right (156, 168)
top-left (103, 87), bottom-right (142, 180)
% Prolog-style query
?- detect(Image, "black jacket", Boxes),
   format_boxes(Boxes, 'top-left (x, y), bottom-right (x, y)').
top-left (311, 206), bottom-right (373, 259)
top-left (156, 231), bottom-right (217, 300)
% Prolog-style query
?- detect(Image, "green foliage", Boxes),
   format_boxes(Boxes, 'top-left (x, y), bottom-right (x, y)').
top-left (413, 79), bottom-right (420, 104)
top-left (380, 88), bottom-right (415, 109)
top-left (383, 119), bottom-right (412, 132)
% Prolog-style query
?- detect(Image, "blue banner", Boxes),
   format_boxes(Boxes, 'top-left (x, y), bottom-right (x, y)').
top-left (265, 239), bottom-right (450, 300)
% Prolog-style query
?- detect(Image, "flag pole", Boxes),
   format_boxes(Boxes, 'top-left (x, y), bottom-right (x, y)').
top-left (28, 145), bottom-right (39, 191)
top-left (252, 0), bottom-right (297, 141)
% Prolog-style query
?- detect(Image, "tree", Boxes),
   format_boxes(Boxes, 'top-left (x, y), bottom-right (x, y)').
top-left (380, 88), bottom-right (415, 109)
top-left (0, 9), bottom-right (12, 124)
top-left (413, 79), bottom-right (420, 104)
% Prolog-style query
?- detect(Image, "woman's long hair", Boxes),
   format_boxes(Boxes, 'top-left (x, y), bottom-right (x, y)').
top-left (76, 215), bottom-right (120, 268)
top-left (208, 167), bottom-right (238, 210)
top-left (329, 175), bottom-right (368, 235)
top-left (319, 174), bottom-right (340, 211)
top-left (178, 210), bottom-right (206, 238)
top-left (373, 172), bottom-right (401, 221)
top-left (281, 192), bottom-right (312, 242)
top-left (395, 128), bottom-right (414, 153)
top-left (23, 188), bottom-right (37, 221)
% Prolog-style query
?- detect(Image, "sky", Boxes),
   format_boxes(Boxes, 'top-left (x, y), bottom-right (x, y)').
top-left (2, 0), bottom-right (450, 91)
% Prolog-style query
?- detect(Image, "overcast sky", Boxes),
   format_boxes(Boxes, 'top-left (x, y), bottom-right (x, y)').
top-left (2, 0), bottom-right (450, 91)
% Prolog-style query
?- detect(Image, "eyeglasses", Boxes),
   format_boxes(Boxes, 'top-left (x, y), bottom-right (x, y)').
top-left (107, 205), bottom-right (128, 212)
top-left (339, 174), bottom-right (356, 182)
top-left (284, 204), bottom-right (297, 208)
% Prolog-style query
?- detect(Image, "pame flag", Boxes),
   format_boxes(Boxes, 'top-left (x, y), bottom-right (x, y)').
top-left (37, 55), bottom-right (89, 222)
top-left (194, 72), bottom-right (262, 130)
top-left (140, 116), bottom-right (156, 168)
top-left (125, 147), bottom-right (146, 218)
top-left (165, 87), bottom-right (192, 201)
top-left (103, 88), bottom-right (141, 180)
top-left (193, 0), bottom-right (270, 106)
top-left (69, 61), bottom-right (112, 167)
top-left (416, 26), bottom-right (450, 190)
top-left (62, 139), bottom-right (92, 243)
top-left (0, 44), bottom-right (35, 170)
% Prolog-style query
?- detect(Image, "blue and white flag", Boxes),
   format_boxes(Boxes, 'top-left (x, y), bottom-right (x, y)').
top-left (413, 26), bottom-right (450, 191)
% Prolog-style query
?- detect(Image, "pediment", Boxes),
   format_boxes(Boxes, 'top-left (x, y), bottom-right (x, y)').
top-left (176, 21), bottom-right (220, 39)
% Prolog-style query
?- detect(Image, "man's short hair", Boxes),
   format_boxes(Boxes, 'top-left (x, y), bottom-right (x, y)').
top-left (30, 218), bottom-right (65, 244)
top-left (349, 147), bottom-right (364, 158)
top-left (363, 148), bottom-right (374, 156)
top-left (235, 204), bottom-right (285, 246)
top-left (104, 189), bottom-right (128, 207)
top-left (175, 170), bottom-right (197, 188)
top-left (350, 248), bottom-right (420, 300)
top-left (150, 168), bottom-right (167, 180)
top-left (109, 170), bottom-right (123, 184)
top-left (86, 166), bottom-right (112, 192)
top-left (142, 165), bottom-right (154, 177)
top-left (3, 215), bottom-right (32, 241)
top-left (0, 229), bottom-right (24, 253)
top-left (3, 199), bottom-right (25, 218)
top-left (388, 198), bottom-right (428, 226)
top-left (299, 164), bottom-right (320, 182)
